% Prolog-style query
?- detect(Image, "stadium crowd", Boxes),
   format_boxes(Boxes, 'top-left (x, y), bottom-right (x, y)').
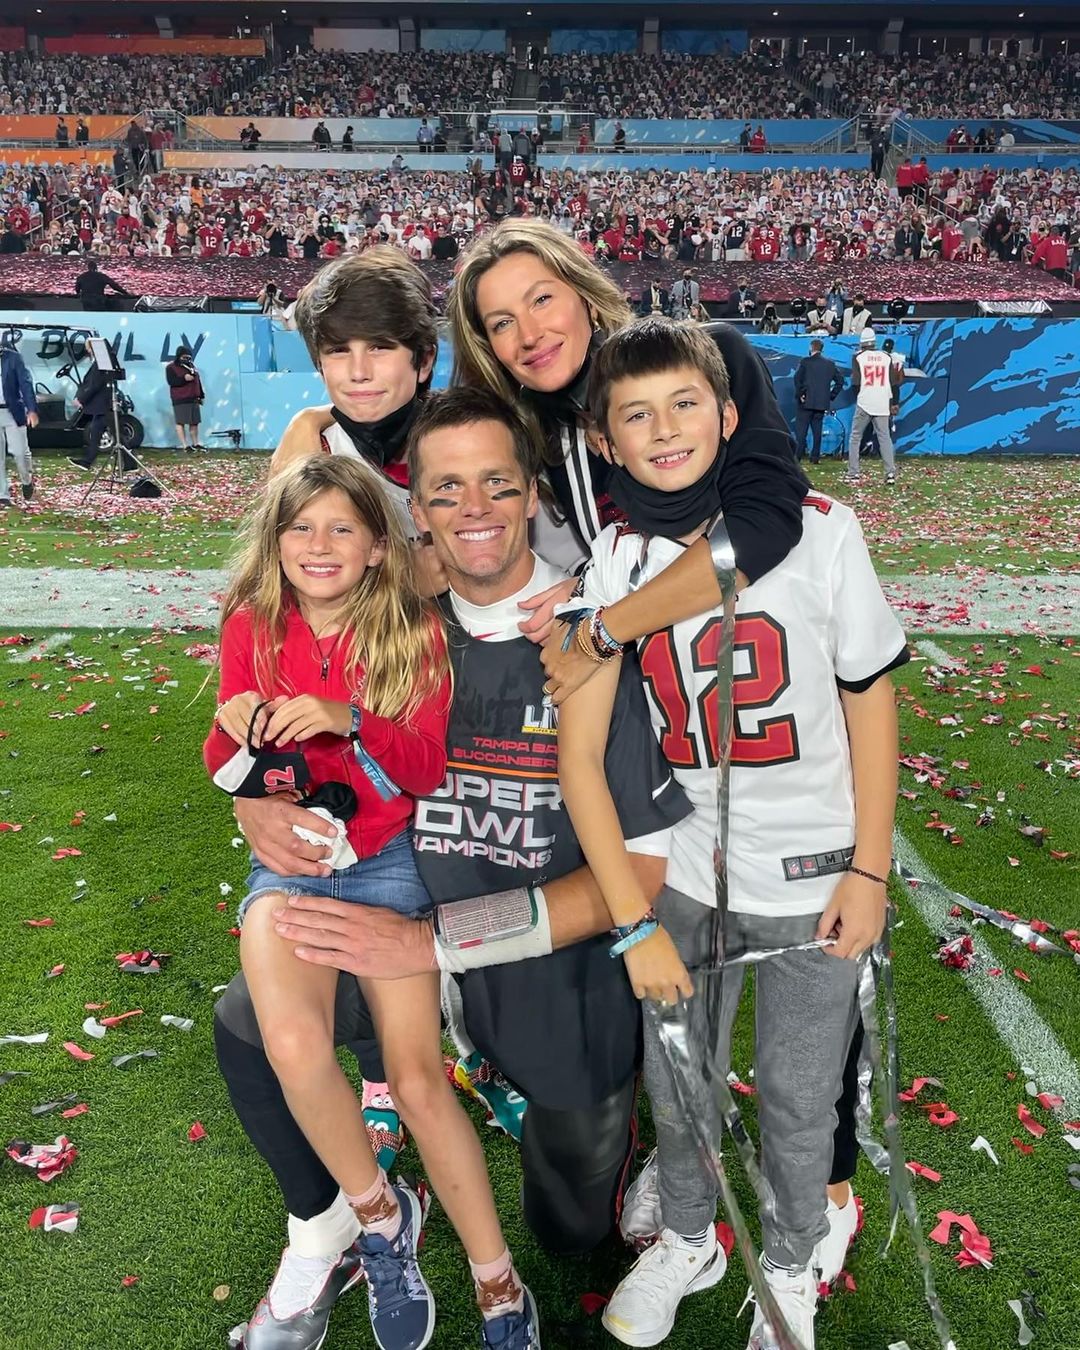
top-left (4, 45), bottom-right (1080, 123)
top-left (0, 51), bottom-right (261, 117)
top-left (227, 50), bottom-right (514, 118)
top-left (536, 49), bottom-right (818, 120)
top-left (3, 158), bottom-right (1077, 277)
top-left (800, 48), bottom-right (1080, 121)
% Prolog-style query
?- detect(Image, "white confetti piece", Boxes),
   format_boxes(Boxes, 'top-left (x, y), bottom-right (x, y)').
top-left (82, 1018), bottom-right (107, 1040)
top-left (0, 1031), bottom-right (49, 1045)
top-left (160, 1015), bottom-right (194, 1032)
top-left (1007, 1299), bottom-right (1034, 1346)
top-left (220, 882), bottom-right (233, 896)
top-left (970, 1135), bottom-right (1000, 1165)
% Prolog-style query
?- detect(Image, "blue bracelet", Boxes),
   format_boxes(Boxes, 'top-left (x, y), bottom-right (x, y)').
top-left (610, 920), bottom-right (659, 958)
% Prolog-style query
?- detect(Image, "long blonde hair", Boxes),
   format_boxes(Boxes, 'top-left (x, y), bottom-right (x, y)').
top-left (220, 456), bottom-right (446, 721)
top-left (447, 219), bottom-right (632, 417)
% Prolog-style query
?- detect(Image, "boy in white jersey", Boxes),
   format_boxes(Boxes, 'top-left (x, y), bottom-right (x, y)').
top-left (557, 319), bottom-right (908, 1350)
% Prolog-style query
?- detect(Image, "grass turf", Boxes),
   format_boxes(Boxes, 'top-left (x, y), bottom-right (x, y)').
top-left (2, 455), bottom-right (1079, 576)
top-left (1, 457), bottom-right (1079, 1350)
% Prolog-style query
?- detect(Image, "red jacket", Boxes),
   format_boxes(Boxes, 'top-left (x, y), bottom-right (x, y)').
top-left (203, 605), bottom-right (450, 859)
top-left (895, 163), bottom-right (914, 189)
top-left (1032, 233), bottom-right (1068, 271)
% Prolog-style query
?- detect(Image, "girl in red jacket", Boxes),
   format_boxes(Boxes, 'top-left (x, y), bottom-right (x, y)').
top-left (204, 455), bottom-right (535, 1350)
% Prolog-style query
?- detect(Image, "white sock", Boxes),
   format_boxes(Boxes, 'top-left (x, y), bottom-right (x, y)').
top-left (287, 1190), bottom-right (361, 1260)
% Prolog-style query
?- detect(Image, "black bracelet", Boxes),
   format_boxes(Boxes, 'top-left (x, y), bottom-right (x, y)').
top-left (848, 864), bottom-right (889, 886)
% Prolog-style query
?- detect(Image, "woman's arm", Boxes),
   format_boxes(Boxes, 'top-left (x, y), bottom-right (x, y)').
top-left (269, 404), bottom-right (335, 477)
top-left (559, 658), bottom-right (693, 1003)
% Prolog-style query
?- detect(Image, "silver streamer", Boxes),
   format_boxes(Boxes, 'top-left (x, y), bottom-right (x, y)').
top-left (647, 515), bottom-right (956, 1350)
top-left (656, 516), bottom-right (807, 1350)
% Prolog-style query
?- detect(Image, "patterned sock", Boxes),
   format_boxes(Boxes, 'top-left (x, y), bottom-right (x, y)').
top-left (470, 1249), bottom-right (525, 1320)
top-left (361, 1079), bottom-right (394, 1111)
top-left (678, 1227), bottom-right (713, 1248)
top-left (345, 1169), bottom-right (402, 1241)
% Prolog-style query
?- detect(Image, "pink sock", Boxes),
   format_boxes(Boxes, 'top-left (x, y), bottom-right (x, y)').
top-left (470, 1248), bottom-right (524, 1319)
top-left (362, 1079), bottom-right (393, 1110)
top-left (345, 1169), bottom-right (401, 1241)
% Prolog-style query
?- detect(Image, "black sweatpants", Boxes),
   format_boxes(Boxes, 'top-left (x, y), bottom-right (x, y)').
top-left (213, 971), bottom-right (637, 1256)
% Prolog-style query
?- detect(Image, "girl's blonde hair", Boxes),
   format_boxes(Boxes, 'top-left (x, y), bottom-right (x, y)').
top-left (220, 456), bottom-right (446, 721)
top-left (447, 219), bottom-right (633, 417)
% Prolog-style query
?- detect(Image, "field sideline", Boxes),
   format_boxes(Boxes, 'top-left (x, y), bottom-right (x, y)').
top-left (1, 456), bottom-right (1078, 1350)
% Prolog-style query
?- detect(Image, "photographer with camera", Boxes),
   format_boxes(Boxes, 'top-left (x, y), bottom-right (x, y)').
top-left (166, 346), bottom-right (205, 452)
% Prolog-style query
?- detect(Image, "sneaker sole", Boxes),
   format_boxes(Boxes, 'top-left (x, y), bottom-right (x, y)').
top-left (601, 1247), bottom-right (727, 1347)
top-left (370, 1183), bottom-right (435, 1350)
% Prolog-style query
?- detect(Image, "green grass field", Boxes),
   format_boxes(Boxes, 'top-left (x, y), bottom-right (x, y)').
top-left (1, 457), bottom-right (1078, 1350)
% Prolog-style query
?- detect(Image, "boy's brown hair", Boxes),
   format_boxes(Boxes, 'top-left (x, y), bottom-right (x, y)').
top-left (588, 317), bottom-right (731, 439)
top-left (292, 247), bottom-right (438, 380)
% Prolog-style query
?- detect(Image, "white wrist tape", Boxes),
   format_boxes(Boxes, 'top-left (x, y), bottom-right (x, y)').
top-left (433, 886), bottom-right (552, 974)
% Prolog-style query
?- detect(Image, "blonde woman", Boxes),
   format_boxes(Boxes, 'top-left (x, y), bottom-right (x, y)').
top-left (446, 219), bottom-right (808, 676)
top-left (204, 455), bottom-right (538, 1350)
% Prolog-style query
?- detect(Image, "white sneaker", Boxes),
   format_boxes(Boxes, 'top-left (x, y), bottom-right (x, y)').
top-left (812, 1194), bottom-right (862, 1290)
top-left (602, 1227), bottom-right (726, 1347)
top-left (619, 1149), bottom-right (662, 1251)
top-left (744, 1260), bottom-right (817, 1350)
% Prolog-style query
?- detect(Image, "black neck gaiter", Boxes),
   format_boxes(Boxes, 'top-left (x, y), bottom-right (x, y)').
top-left (605, 443), bottom-right (728, 540)
top-left (330, 397), bottom-right (420, 469)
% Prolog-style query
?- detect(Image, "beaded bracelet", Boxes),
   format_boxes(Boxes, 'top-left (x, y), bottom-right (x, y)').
top-left (590, 607), bottom-right (624, 659)
top-left (575, 617), bottom-right (606, 664)
top-left (611, 907), bottom-right (658, 940)
top-left (610, 920), bottom-right (659, 958)
top-left (848, 864), bottom-right (889, 886)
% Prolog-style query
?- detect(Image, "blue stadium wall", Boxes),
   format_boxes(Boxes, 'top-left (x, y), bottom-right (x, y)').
top-left (1, 313), bottom-right (1077, 455)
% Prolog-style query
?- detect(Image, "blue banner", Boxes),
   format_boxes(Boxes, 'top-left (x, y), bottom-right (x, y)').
top-left (901, 118), bottom-right (1080, 147)
top-left (419, 29), bottom-right (507, 52)
top-left (549, 29), bottom-right (637, 55)
top-left (661, 30), bottom-right (749, 55)
top-left (593, 118), bottom-right (847, 146)
top-left (1, 312), bottom-right (1076, 456)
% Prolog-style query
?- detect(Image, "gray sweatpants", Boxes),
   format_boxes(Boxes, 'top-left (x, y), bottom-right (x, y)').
top-left (643, 885), bottom-right (859, 1268)
top-left (0, 409), bottom-right (32, 500)
top-left (847, 407), bottom-right (895, 478)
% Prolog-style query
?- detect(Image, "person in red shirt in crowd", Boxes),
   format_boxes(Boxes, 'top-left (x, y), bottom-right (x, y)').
top-left (76, 209), bottom-right (95, 247)
top-left (115, 209), bottom-right (141, 243)
top-left (814, 229), bottom-right (839, 264)
top-left (7, 204), bottom-right (30, 237)
top-left (1031, 226), bottom-right (1070, 278)
top-left (749, 124), bottom-right (767, 153)
top-left (509, 156), bottom-right (528, 192)
top-left (229, 224), bottom-right (259, 257)
top-left (577, 126), bottom-right (589, 153)
top-left (844, 230), bottom-right (868, 260)
top-left (198, 222), bottom-right (225, 258)
top-left (977, 167), bottom-right (996, 201)
top-left (749, 225), bottom-right (779, 262)
top-left (939, 167), bottom-right (957, 193)
top-left (911, 157), bottom-right (930, 204)
top-left (617, 226), bottom-right (642, 262)
top-left (895, 158), bottom-right (915, 200)
top-left (939, 219), bottom-right (966, 262)
top-left (321, 234), bottom-right (344, 258)
top-left (244, 202), bottom-right (267, 233)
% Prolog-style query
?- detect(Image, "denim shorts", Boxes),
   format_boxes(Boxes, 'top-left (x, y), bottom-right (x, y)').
top-left (238, 828), bottom-right (433, 925)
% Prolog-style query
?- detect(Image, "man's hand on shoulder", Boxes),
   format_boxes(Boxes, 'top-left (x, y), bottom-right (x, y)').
top-left (274, 897), bottom-right (437, 978)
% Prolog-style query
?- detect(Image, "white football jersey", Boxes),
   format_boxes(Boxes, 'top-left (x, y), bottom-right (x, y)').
top-left (573, 494), bottom-right (908, 916)
top-left (323, 421), bottom-right (418, 543)
top-left (854, 349), bottom-right (893, 416)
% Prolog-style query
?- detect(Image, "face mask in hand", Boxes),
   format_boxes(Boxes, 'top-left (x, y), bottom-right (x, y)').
top-left (212, 700), bottom-right (313, 799)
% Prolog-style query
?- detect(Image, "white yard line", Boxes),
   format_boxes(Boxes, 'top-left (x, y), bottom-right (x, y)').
top-left (893, 830), bottom-right (1080, 1111)
top-left (3, 567), bottom-right (227, 629)
top-left (7, 630), bottom-right (73, 663)
top-left (915, 639), bottom-right (961, 667)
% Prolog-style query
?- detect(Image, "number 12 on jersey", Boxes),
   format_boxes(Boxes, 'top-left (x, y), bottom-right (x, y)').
top-left (639, 613), bottom-right (799, 769)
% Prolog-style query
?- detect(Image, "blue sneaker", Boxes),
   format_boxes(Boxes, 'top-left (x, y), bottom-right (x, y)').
top-left (453, 1053), bottom-right (527, 1142)
top-left (358, 1180), bottom-right (435, 1350)
top-left (481, 1285), bottom-right (541, 1349)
